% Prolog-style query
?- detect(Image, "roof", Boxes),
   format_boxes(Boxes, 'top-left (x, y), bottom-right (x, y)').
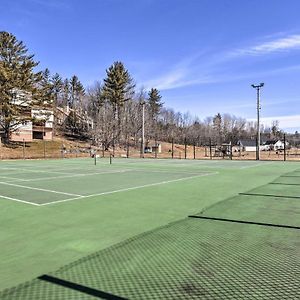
top-left (264, 140), bottom-right (276, 145)
top-left (238, 139), bottom-right (256, 147)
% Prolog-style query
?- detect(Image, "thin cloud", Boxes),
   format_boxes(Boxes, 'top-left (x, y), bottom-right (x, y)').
top-left (233, 34), bottom-right (300, 56)
top-left (143, 69), bottom-right (213, 90)
top-left (141, 53), bottom-right (214, 90)
top-left (249, 114), bottom-right (300, 130)
top-left (140, 33), bottom-right (300, 91)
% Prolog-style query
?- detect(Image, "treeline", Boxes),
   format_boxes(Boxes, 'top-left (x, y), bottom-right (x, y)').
top-left (0, 31), bottom-right (295, 148)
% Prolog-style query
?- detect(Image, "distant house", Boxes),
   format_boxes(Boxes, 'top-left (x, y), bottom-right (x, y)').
top-left (261, 140), bottom-right (288, 151)
top-left (7, 89), bottom-right (53, 142)
top-left (237, 140), bottom-right (257, 152)
top-left (56, 106), bottom-right (94, 131)
top-left (274, 140), bottom-right (288, 150)
top-left (10, 109), bottom-right (53, 142)
top-left (261, 140), bottom-right (274, 151)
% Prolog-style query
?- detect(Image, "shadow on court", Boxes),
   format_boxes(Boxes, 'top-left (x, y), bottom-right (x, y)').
top-left (0, 170), bottom-right (299, 299)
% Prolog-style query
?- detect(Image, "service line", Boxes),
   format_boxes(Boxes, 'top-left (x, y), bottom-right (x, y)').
top-left (41, 172), bottom-right (218, 206)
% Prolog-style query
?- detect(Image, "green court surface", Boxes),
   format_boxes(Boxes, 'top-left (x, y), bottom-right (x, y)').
top-left (0, 158), bottom-right (299, 298)
top-left (1, 218), bottom-right (299, 299)
top-left (195, 193), bottom-right (300, 228)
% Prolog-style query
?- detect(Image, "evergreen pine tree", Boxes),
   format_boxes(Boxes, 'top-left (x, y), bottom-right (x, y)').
top-left (213, 113), bottom-right (222, 143)
top-left (50, 73), bottom-right (63, 135)
top-left (69, 75), bottom-right (85, 109)
top-left (103, 61), bottom-right (135, 110)
top-left (39, 68), bottom-right (53, 106)
top-left (102, 61), bottom-right (135, 145)
top-left (148, 88), bottom-right (163, 119)
top-left (62, 78), bottom-right (70, 107)
top-left (0, 31), bottom-right (42, 142)
top-left (51, 73), bottom-right (63, 104)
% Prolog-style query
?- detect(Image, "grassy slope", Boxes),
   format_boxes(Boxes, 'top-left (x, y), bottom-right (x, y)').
top-left (0, 160), bottom-right (299, 290)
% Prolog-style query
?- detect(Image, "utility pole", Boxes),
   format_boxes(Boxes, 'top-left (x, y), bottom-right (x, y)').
top-left (140, 101), bottom-right (145, 158)
top-left (251, 83), bottom-right (264, 160)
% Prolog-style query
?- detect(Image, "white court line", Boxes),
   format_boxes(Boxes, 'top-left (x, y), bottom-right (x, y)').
top-left (0, 175), bottom-right (28, 181)
top-left (0, 181), bottom-right (83, 197)
top-left (0, 194), bottom-right (40, 206)
top-left (41, 172), bottom-right (218, 206)
top-left (0, 167), bottom-right (72, 175)
top-left (239, 162), bottom-right (274, 169)
top-left (2, 170), bottom-right (131, 183)
top-left (128, 169), bottom-right (211, 175)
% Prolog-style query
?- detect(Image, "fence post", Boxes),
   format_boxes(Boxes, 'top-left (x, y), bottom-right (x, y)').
top-left (256, 136), bottom-right (259, 161)
top-left (184, 138), bottom-right (187, 159)
top-left (23, 139), bottom-right (25, 159)
top-left (43, 140), bottom-right (46, 159)
top-left (209, 138), bottom-right (212, 160)
top-left (171, 138), bottom-right (174, 159)
top-left (155, 137), bottom-right (158, 159)
top-left (284, 134), bottom-right (286, 161)
top-left (193, 141), bottom-right (196, 159)
top-left (126, 137), bottom-right (130, 158)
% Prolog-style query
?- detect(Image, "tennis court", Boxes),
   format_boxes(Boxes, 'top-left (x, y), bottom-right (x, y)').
top-left (0, 158), bottom-right (219, 206)
top-left (0, 158), bottom-right (267, 206)
top-left (0, 158), bottom-right (299, 299)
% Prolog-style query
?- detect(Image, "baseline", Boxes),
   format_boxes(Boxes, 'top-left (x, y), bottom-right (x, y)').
top-left (0, 194), bottom-right (40, 206)
top-left (0, 181), bottom-right (83, 197)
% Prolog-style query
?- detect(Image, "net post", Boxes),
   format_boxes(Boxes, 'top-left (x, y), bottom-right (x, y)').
top-left (94, 149), bottom-right (97, 165)
top-left (209, 138), bottom-right (212, 160)
top-left (110, 153), bottom-right (112, 165)
top-left (171, 138), bottom-right (174, 159)
top-left (184, 138), bottom-right (187, 159)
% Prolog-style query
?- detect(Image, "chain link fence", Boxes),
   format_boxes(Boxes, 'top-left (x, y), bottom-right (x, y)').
top-left (1, 135), bottom-right (300, 161)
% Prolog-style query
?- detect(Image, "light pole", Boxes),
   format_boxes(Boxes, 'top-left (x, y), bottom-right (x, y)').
top-left (251, 83), bottom-right (264, 160)
top-left (140, 101), bottom-right (145, 158)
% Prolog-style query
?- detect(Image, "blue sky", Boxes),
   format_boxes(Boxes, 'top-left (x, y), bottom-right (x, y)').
top-left (1, 0), bottom-right (300, 132)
